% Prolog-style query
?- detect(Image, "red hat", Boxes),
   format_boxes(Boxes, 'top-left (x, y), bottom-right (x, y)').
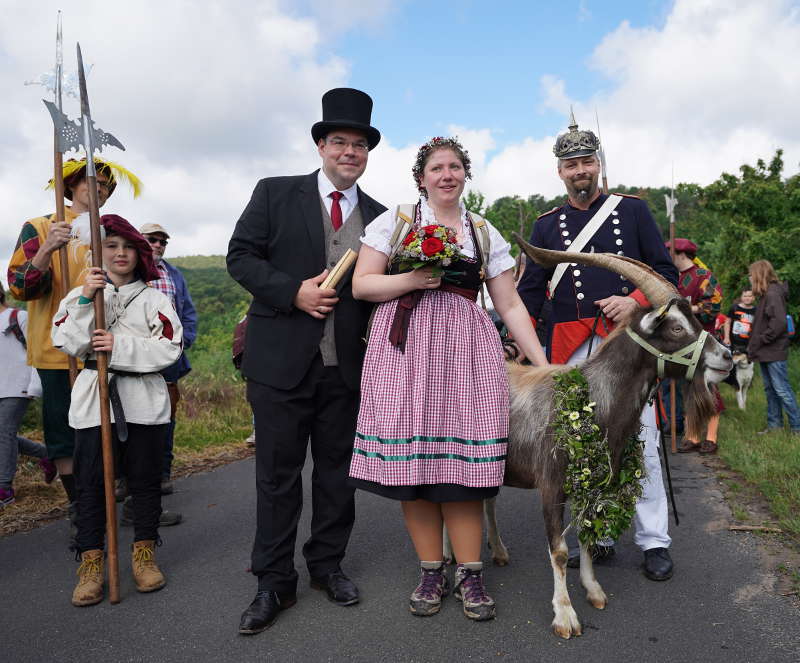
top-left (665, 238), bottom-right (697, 258)
top-left (100, 214), bottom-right (160, 282)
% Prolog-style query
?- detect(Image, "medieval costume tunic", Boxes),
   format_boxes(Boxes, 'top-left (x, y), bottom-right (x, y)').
top-left (349, 198), bottom-right (515, 501)
top-left (676, 262), bottom-right (725, 413)
top-left (6, 209), bottom-right (90, 460)
top-left (52, 278), bottom-right (183, 551)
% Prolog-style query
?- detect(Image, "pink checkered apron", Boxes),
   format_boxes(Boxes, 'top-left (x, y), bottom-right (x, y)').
top-left (349, 290), bottom-right (509, 488)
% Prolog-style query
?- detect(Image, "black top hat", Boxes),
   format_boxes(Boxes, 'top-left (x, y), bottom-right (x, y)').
top-left (311, 88), bottom-right (381, 150)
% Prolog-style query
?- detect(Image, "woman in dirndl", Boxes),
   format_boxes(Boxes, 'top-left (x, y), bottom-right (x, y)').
top-left (349, 137), bottom-right (547, 621)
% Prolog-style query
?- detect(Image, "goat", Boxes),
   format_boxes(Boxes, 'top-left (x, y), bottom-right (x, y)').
top-left (485, 241), bottom-right (732, 639)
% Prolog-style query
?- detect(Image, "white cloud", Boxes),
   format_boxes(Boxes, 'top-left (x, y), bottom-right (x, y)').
top-left (476, 0), bottom-right (800, 202)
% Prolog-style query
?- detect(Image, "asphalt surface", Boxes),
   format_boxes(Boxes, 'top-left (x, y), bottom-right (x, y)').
top-left (2, 451), bottom-right (798, 663)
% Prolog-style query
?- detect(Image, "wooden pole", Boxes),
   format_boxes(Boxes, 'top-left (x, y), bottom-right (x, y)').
top-left (85, 173), bottom-right (120, 604)
top-left (52, 145), bottom-right (78, 385)
top-left (669, 202), bottom-right (677, 454)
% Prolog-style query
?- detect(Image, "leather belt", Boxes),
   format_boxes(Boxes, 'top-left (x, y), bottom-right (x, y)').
top-left (388, 284), bottom-right (479, 352)
top-left (83, 360), bottom-right (155, 442)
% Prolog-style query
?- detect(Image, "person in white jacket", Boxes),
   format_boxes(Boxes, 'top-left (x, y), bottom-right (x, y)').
top-left (51, 214), bottom-right (182, 607)
top-left (1, 284), bottom-right (56, 507)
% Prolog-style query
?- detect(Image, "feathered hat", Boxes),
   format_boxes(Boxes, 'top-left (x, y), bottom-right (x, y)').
top-left (46, 158), bottom-right (143, 201)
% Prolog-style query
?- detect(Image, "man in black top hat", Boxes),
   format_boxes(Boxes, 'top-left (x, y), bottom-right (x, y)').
top-left (228, 88), bottom-right (386, 635)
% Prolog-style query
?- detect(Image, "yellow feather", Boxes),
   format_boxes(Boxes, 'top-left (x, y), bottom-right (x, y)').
top-left (45, 158), bottom-right (143, 198)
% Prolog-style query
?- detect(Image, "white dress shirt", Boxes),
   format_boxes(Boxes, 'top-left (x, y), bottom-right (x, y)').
top-left (317, 169), bottom-right (359, 224)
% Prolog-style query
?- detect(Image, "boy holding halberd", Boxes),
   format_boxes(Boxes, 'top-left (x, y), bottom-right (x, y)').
top-left (52, 214), bottom-right (183, 606)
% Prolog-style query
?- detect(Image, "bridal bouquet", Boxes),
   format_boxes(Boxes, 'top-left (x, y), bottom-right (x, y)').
top-left (393, 224), bottom-right (460, 273)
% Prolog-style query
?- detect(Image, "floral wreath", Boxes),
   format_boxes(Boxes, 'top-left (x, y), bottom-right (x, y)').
top-left (412, 136), bottom-right (472, 195)
top-left (552, 368), bottom-right (645, 545)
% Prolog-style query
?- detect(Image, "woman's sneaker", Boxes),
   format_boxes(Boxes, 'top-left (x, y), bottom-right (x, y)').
top-left (409, 561), bottom-right (449, 616)
top-left (454, 562), bottom-right (496, 621)
top-left (0, 487), bottom-right (15, 508)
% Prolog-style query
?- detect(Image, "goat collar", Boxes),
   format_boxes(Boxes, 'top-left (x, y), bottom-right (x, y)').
top-left (624, 327), bottom-right (709, 381)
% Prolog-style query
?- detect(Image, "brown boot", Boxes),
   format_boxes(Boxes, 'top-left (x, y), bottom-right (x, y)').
top-left (72, 549), bottom-right (105, 607)
top-left (132, 540), bottom-right (166, 593)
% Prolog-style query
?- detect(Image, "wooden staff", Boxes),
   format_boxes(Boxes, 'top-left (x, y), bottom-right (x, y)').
top-left (667, 181), bottom-right (678, 453)
top-left (77, 43), bottom-right (119, 603)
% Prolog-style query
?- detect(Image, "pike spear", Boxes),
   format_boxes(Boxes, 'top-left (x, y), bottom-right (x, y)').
top-left (665, 169), bottom-right (679, 453)
top-left (76, 42), bottom-right (126, 604)
top-left (595, 109), bottom-right (609, 195)
top-left (44, 12), bottom-right (79, 384)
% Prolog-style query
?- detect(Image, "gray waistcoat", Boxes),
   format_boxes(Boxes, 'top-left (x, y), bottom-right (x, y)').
top-left (319, 197), bottom-right (364, 366)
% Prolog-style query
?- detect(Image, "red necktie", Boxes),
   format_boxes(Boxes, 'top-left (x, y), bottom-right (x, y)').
top-left (330, 191), bottom-right (344, 231)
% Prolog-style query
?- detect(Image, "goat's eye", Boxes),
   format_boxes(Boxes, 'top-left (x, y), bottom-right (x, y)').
top-left (672, 325), bottom-right (684, 334)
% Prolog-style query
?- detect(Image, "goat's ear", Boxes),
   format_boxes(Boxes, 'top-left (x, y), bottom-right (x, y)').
top-left (639, 307), bottom-right (668, 335)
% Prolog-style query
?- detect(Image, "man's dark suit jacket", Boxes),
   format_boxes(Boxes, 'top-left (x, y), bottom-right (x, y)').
top-left (227, 170), bottom-right (386, 391)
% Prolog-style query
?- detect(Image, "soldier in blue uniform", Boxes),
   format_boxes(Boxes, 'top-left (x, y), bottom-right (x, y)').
top-left (517, 112), bottom-right (678, 581)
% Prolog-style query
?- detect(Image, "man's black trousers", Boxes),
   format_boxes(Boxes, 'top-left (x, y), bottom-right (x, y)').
top-left (247, 355), bottom-right (359, 594)
top-left (74, 423), bottom-right (167, 552)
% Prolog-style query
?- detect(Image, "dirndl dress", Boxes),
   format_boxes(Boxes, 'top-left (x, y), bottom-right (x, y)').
top-left (349, 216), bottom-right (509, 502)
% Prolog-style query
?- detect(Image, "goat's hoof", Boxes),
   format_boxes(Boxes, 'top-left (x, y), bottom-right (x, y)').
top-left (552, 609), bottom-right (582, 639)
top-left (587, 590), bottom-right (607, 610)
top-left (492, 551), bottom-right (510, 566)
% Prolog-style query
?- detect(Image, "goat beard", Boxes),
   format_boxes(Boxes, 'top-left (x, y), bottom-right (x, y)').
top-left (682, 379), bottom-right (718, 442)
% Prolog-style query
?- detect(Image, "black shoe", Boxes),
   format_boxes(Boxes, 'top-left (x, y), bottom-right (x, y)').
top-left (310, 570), bottom-right (359, 606)
top-left (643, 547), bottom-right (674, 581)
top-left (238, 590), bottom-right (297, 635)
top-left (120, 497), bottom-right (183, 527)
top-left (566, 543), bottom-right (615, 568)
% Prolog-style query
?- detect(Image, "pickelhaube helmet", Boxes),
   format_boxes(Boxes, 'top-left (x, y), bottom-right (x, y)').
top-left (553, 108), bottom-right (600, 159)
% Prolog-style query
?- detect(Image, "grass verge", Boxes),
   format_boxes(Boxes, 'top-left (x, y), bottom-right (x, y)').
top-left (716, 349), bottom-right (800, 542)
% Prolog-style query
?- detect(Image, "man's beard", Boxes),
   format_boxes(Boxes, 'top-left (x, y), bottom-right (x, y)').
top-left (565, 173), bottom-right (599, 202)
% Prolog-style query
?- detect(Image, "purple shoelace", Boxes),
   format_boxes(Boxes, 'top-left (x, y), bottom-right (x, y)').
top-left (416, 569), bottom-right (444, 600)
top-left (459, 570), bottom-right (489, 604)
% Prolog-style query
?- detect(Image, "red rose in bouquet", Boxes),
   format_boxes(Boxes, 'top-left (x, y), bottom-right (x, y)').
top-left (421, 237), bottom-right (444, 257)
top-left (393, 223), bottom-right (461, 274)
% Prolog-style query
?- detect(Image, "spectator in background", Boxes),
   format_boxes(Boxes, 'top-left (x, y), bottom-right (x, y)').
top-left (139, 223), bottom-right (197, 495)
top-left (1, 285), bottom-right (56, 506)
top-left (723, 289), bottom-right (756, 354)
top-left (664, 239), bottom-right (724, 454)
top-left (747, 260), bottom-right (800, 434)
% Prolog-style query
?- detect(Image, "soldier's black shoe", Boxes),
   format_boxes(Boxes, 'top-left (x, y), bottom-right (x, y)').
top-left (566, 543), bottom-right (616, 568)
top-left (238, 590), bottom-right (297, 635)
top-left (642, 547), bottom-right (673, 581)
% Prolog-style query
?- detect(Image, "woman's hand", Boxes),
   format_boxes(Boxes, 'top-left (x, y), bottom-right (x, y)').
top-left (81, 267), bottom-right (107, 300)
top-left (410, 266), bottom-right (441, 290)
top-left (91, 329), bottom-right (114, 353)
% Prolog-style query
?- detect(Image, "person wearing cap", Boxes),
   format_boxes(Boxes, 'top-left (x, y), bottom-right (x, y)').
top-left (517, 112), bottom-right (679, 581)
top-left (138, 222), bottom-right (197, 495)
top-left (227, 88), bottom-right (386, 635)
top-left (664, 238), bottom-right (724, 454)
top-left (6, 158), bottom-right (140, 528)
top-left (52, 214), bottom-right (183, 606)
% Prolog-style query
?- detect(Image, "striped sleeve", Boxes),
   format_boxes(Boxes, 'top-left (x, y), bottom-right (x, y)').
top-left (7, 221), bottom-right (53, 301)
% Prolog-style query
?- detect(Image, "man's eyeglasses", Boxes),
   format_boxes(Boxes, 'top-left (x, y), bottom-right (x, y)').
top-left (147, 236), bottom-right (168, 247)
top-left (326, 137), bottom-right (369, 153)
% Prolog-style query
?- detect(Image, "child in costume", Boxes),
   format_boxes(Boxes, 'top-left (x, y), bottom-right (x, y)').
top-left (52, 214), bottom-right (182, 606)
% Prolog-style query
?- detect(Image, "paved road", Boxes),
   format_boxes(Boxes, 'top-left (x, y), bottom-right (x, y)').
top-left (2, 452), bottom-right (798, 663)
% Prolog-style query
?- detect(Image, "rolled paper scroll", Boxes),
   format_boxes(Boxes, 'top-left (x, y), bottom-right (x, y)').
top-left (320, 248), bottom-right (358, 290)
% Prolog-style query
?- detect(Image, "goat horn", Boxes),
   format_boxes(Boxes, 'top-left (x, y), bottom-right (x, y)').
top-left (513, 233), bottom-right (678, 308)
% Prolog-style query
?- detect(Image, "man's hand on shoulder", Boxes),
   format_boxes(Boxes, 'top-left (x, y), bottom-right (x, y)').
top-left (294, 270), bottom-right (339, 320)
top-left (594, 295), bottom-right (639, 324)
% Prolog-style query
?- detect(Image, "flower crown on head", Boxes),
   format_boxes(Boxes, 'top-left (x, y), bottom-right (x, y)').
top-left (412, 136), bottom-right (472, 194)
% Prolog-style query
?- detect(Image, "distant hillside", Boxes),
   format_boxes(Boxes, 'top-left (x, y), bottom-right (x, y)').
top-left (170, 255), bottom-right (250, 378)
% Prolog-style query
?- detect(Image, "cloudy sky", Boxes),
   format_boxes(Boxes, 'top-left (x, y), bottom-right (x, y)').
top-left (1, 0), bottom-right (798, 264)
